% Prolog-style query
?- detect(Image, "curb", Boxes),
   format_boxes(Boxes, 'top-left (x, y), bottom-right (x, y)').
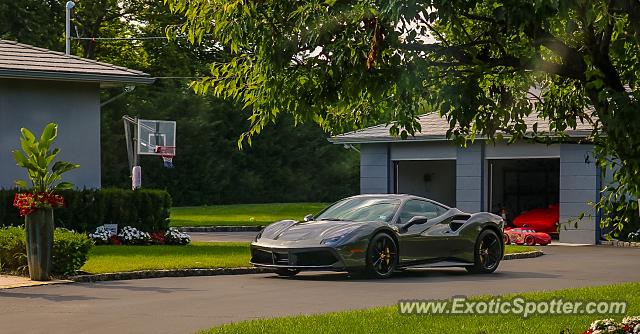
top-left (600, 240), bottom-right (640, 248)
top-left (69, 267), bottom-right (276, 282)
top-left (177, 226), bottom-right (264, 232)
top-left (68, 251), bottom-right (543, 283)
top-left (503, 250), bottom-right (544, 260)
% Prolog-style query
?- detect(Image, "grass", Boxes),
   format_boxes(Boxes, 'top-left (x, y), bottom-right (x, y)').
top-left (170, 202), bottom-right (328, 227)
top-left (200, 281), bottom-right (639, 334)
top-left (80, 242), bottom-right (250, 274)
top-left (505, 244), bottom-right (538, 254)
top-left (79, 241), bottom-right (534, 275)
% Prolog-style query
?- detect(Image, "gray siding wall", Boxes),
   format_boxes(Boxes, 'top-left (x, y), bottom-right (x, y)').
top-left (390, 141), bottom-right (457, 160)
top-left (559, 144), bottom-right (598, 244)
top-left (0, 79), bottom-right (101, 189)
top-left (456, 142), bottom-right (483, 212)
top-left (485, 142), bottom-right (560, 159)
top-left (360, 143), bottom-right (389, 194)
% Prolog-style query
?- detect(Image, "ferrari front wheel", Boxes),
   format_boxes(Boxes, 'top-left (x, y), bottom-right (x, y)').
top-left (365, 233), bottom-right (397, 279)
top-left (466, 229), bottom-right (502, 274)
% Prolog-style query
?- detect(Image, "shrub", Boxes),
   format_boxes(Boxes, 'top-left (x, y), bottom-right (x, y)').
top-left (0, 226), bottom-right (93, 276)
top-left (0, 188), bottom-right (171, 233)
top-left (52, 229), bottom-right (94, 275)
top-left (0, 226), bottom-right (26, 271)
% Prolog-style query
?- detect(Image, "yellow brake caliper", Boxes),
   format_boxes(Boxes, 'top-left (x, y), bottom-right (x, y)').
top-left (379, 247), bottom-right (391, 265)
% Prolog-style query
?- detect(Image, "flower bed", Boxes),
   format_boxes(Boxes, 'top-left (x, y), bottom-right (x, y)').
top-left (582, 317), bottom-right (640, 334)
top-left (88, 226), bottom-right (190, 246)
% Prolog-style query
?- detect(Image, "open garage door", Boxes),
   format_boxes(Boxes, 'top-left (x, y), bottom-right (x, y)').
top-left (488, 158), bottom-right (559, 229)
top-left (394, 160), bottom-right (456, 207)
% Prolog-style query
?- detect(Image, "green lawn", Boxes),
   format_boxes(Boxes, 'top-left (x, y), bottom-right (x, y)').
top-left (200, 282), bottom-right (639, 334)
top-left (80, 242), bottom-right (250, 274)
top-left (170, 202), bottom-right (328, 227)
top-left (505, 244), bottom-right (538, 254)
top-left (80, 242), bottom-right (534, 274)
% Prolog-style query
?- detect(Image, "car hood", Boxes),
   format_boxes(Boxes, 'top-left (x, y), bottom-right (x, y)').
top-left (260, 220), bottom-right (364, 242)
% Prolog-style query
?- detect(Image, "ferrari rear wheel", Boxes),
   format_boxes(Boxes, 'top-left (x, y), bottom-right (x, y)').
top-left (275, 268), bottom-right (300, 277)
top-left (466, 229), bottom-right (502, 274)
top-left (503, 233), bottom-right (511, 245)
top-left (365, 233), bottom-right (397, 279)
top-left (524, 235), bottom-right (536, 246)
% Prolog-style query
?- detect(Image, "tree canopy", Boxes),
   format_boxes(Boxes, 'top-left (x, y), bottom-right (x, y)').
top-left (167, 0), bottom-right (640, 234)
top-left (0, 0), bottom-right (358, 206)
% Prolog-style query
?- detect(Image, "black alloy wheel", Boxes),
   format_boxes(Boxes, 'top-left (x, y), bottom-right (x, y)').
top-left (366, 233), bottom-right (398, 278)
top-left (466, 229), bottom-right (502, 274)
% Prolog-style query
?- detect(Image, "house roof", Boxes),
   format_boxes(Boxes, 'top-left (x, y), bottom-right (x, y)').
top-left (0, 40), bottom-right (154, 86)
top-left (329, 112), bottom-right (594, 144)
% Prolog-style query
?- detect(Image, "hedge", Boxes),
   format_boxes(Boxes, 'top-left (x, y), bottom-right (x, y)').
top-left (0, 226), bottom-right (94, 276)
top-left (0, 188), bottom-right (171, 233)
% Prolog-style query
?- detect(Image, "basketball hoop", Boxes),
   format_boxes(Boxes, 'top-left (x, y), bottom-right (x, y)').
top-left (155, 146), bottom-right (175, 168)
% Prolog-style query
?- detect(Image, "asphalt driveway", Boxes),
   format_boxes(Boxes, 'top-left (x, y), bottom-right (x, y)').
top-left (1, 246), bottom-right (638, 334)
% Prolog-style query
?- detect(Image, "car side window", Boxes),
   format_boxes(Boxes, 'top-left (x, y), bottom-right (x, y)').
top-left (398, 200), bottom-right (446, 224)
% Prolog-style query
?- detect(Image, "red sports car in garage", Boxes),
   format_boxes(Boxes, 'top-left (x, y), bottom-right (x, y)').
top-left (512, 204), bottom-right (559, 234)
top-left (504, 228), bottom-right (551, 246)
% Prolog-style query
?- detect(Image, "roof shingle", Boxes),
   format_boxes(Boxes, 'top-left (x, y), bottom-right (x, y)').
top-left (329, 112), bottom-right (594, 144)
top-left (0, 40), bottom-right (154, 85)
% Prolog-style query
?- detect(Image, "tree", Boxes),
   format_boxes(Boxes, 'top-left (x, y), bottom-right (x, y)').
top-left (0, 1), bottom-right (359, 206)
top-left (166, 0), bottom-right (640, 234)
top-left (0, 0), bottom-right (64, 50)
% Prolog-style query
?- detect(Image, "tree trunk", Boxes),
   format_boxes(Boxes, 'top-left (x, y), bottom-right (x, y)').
top-left (25, 208), bottom-right (54, 281)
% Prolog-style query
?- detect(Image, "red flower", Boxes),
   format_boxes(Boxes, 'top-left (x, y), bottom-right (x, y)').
top-left (150, 231), bottom-right (166, 245)
top-left (109, 235), bottom-right (121, 245)
top-left (13, 192), bottom-right (66, 217)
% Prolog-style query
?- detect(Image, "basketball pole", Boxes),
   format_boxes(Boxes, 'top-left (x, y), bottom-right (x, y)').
top-left (123, 115), bottom-right (141, 190)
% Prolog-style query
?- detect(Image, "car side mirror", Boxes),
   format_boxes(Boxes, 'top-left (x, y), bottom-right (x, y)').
top-left (303, 214), bottom-right (314, 222)
top-left (400, 215), bottom-right (428, 232)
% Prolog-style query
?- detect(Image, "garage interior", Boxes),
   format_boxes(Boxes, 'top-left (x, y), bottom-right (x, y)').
top-left (394, 160), bottom-right (456, 207)
top-left (488, 158), bottom-right (560, 224)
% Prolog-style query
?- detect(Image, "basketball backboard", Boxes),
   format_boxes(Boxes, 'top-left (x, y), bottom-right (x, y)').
top-left (137, 119), bottom-right (176, 155)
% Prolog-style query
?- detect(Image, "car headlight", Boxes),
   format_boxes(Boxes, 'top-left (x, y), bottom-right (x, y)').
top-left (321, 235), bottom-right (344, 245)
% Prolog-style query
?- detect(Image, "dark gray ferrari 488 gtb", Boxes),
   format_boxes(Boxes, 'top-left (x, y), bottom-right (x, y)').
top-left (250, 194), bottom-right (504, 278)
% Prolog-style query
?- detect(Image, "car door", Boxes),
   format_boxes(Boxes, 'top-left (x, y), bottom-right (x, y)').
top-left (396, 199), bottom-right (449, 264)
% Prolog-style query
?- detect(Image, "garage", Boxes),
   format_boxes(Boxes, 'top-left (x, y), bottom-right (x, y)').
top-left (394, 160), bottom-right (456, 207)
top-left (487, 158), bottom-right (560, 226)
top-left (332, 112), bottom-right (600, 244)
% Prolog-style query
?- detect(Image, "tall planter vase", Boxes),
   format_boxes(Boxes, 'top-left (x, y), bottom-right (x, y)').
top-left (24, 208), bottom-right (54, 281)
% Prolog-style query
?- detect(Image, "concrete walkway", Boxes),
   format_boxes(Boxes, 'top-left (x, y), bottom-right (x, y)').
top-left (0, 246), bottom-right (638, 334)
top-left (0, 275), bottom-right (71, 289)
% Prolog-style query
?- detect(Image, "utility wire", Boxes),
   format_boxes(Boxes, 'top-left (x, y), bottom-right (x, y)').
top-left (71, 36), bottom-right (181, 41)
top-left (154, 76), bottom-right (206, 79)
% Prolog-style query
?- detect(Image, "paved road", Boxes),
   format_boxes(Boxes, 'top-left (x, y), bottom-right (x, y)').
top-left (189, 231), bottom-right (258, 243)
top-left (1, 246), bottom-right (639, 334)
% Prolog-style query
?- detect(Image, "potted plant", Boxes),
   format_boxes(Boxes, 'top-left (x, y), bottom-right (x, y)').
top-left (11, 123), bottom-right (79, 281)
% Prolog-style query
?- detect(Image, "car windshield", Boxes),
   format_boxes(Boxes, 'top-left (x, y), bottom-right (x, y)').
top-left (314, 198), bottom-right (401, 223)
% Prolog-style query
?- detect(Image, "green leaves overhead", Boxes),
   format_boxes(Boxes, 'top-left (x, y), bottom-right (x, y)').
top-left (12, 123), bottom-right (79, 193)
top-left (168, 0), bottom-right (640, 233)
